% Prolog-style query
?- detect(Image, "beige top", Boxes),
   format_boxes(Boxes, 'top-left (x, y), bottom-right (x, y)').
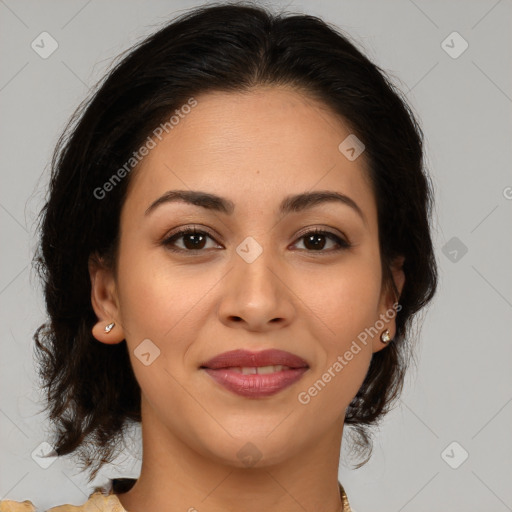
top-left (0, 480), bottom-right (352, 511)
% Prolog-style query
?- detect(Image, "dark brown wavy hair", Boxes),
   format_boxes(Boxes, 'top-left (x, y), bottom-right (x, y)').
top-left (32, 1), bottom-right (438, 483)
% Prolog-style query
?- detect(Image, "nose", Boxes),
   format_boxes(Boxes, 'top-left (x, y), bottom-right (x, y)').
top-left (217, 244), bottom-right (296, 332)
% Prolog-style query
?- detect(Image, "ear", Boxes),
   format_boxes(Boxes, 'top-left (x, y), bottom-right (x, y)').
top-left (372, 255), bottom-right (405, 353)
top-left (88, 253), bottom-right (125, 345)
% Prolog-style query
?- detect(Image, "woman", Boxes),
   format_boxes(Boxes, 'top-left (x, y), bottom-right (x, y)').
top-left (0, 2), bottom-right (437, 511)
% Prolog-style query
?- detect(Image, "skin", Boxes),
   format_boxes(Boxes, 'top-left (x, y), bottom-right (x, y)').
top-left (89, 85), bottom-right (405, 512)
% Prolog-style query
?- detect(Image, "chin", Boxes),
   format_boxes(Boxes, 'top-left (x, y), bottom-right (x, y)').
top-left (198, 431), bottom-right (304, 470)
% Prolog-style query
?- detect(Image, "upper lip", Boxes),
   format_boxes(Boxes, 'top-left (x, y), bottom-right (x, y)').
top-left (200, 349), bottom-right (309, 369)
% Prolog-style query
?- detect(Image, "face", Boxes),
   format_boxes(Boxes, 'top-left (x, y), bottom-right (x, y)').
top-left (90, 85), bottom-right (404, 469)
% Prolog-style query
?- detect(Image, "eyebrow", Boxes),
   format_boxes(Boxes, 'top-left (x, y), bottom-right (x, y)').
top-left (144, 189), bottom-right (367, 225)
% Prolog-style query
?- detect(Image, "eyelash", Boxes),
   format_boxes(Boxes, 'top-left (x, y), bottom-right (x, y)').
top-left (161, 226), bottom-right (352, 254)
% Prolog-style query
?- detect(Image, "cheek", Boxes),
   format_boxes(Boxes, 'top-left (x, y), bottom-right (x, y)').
top-left (293, 255), bottom-right (382, 338)
top-left (115, 241), bottom-right (218, 352)
top-left (293, 254), bottom-right (381, 402)
top-left (295, 269), bottom-right (379, 414)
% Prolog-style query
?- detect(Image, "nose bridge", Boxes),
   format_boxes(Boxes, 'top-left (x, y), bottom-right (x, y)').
top-left (217, 234), bottom-right (294, 329)
top-left (234, 234), bottom-right (280, 302)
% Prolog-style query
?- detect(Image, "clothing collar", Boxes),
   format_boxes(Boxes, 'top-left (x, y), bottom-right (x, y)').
top-left (102, 478), bottom-right (352, 511)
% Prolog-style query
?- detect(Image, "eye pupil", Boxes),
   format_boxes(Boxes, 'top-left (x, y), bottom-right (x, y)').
top-left (184, 233), bottom-right (206, 250)
top-left (304, 233), bottom-right (326, 250)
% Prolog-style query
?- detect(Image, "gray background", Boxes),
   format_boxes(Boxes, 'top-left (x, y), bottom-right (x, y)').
top-left (1, 0), bottom-right (511, 510)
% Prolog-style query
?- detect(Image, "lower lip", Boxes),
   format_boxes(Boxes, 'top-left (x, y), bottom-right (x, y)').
top-left (202, 367), bottom-right (308, 398)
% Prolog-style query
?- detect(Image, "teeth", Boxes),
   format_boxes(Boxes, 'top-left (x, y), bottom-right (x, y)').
top-left (257, 365), bottom-right (283, 374)
top-left (231, 365), bottom-right (290, 374)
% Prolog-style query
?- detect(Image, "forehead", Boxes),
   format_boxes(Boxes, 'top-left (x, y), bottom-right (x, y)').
top-left (123, 86), bottom-right (376, 225)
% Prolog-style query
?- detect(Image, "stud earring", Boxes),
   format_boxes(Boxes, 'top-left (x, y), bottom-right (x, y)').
top-left (104, 322), bottom-right (115, 333)
top-left (380, 329), bottom-right (391, 344)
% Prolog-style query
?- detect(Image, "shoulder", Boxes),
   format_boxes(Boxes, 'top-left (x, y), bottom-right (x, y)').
top-left (0, 500), bottom-right (36, 512)
top-left (46, 491), bottom-right (126, 512)
top-left (0, 491), bottom-right (126, 512)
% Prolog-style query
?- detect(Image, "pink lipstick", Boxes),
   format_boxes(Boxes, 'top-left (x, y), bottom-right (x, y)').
top-left (200, 349), bottom-right (309, 398)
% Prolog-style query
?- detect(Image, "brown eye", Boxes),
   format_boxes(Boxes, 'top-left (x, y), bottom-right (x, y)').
top-left (294, 229), bottom-right (351, 252)
top-left (162, 228), bottom-right (220, 252)
top-left (161, 227), bottom-right (351, 254)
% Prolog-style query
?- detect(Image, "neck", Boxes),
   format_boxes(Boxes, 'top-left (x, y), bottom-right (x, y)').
top-left (116, 398), bottom-right (346, 512)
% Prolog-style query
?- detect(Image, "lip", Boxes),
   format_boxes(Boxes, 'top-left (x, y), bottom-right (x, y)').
top-left (200, 349), bottom-right (309, 370)
top-left (203, 367), bottom-right (308, 398)
top-left (200, 349), bottom-right (310, 398)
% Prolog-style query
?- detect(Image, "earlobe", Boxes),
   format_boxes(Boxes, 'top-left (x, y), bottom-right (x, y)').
top-left (373, 328), bottom-right (393, 354)
top-left (91, 319), bottom-right (125, 344)
top-left (88, 253), bottom-right (125, 344)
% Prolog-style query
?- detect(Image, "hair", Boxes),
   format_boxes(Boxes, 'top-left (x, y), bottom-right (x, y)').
top-left (32, 0), bottom-right (438, 483)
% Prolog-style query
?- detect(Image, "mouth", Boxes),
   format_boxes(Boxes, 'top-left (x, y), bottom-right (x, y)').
top-left (220, 364), bottom-right (295, 374)
top-left (200, 348), bottom-right (309, 370)
top-left (199, 349), bottom-right (309, 398)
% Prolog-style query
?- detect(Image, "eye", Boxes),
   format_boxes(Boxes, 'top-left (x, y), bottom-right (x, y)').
top-left (292, 228), bottom-right (351, 252)
top-left (162, 227), bottom-right (221, 252)
top-left (161, 226), bottom-right (351, 254)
